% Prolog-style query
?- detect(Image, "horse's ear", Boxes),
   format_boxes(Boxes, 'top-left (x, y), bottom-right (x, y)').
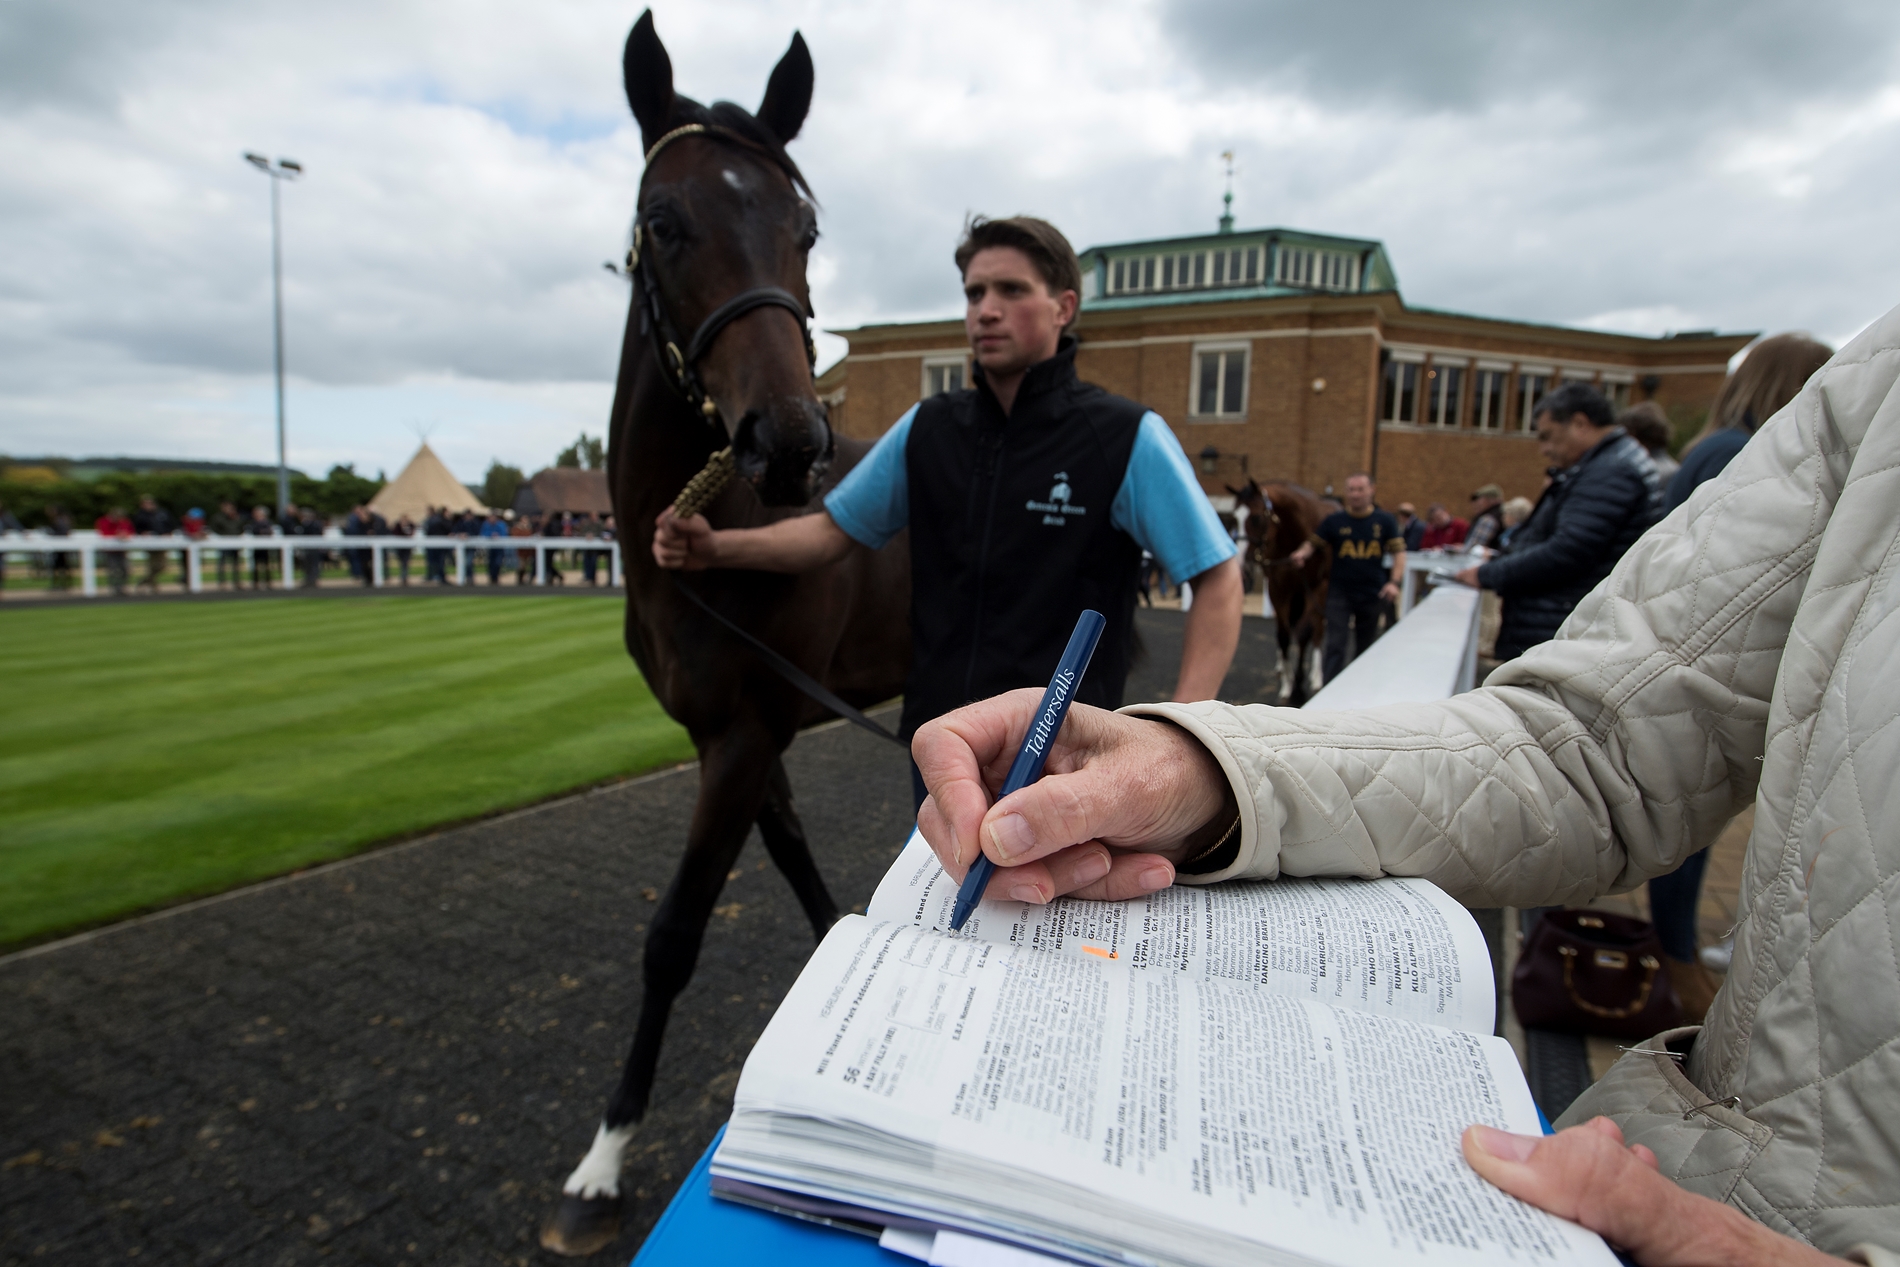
top-left (756, 31), bottom-right (813, 144)
top-left (623, 10), bottom-right (676, 147)
top-left (1224, 483), bottom-right (1242, 498)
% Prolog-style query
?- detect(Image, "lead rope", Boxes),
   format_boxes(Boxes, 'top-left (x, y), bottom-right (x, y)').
top-left (671, 447), bottom-right (735, 519)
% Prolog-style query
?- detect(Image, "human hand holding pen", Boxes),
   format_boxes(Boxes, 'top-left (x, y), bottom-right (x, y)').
top-left (914, 693), bottom-right (1236, 905)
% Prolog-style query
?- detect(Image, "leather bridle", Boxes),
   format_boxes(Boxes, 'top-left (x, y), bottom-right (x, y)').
top-left (627, 123), bottom-right (818, 437)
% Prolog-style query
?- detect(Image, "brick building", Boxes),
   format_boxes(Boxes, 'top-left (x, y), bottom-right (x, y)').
top-left (818, 223), bottom-right (1753, 514)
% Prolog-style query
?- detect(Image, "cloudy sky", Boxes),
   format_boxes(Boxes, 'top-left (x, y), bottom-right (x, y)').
top-left (3, 0), bottom-right (1897, 483)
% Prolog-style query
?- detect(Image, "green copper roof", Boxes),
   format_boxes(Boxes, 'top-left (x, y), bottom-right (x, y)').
top-left (1077, 225), bottom-right (1382, 256)
top-left (1082, 282), bottom-right (1399, 312)
top-left (1076, 225), bottom-right (1399, 307)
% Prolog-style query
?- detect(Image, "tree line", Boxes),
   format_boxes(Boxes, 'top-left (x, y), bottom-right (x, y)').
top-left (0, 464), bottom-right (385, 529)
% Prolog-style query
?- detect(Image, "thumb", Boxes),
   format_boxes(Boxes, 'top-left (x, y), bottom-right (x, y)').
top-left (980, 761), bottom-right (1139, 866)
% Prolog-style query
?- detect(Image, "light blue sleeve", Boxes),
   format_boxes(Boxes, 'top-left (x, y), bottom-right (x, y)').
top-left (822, 405), bottom-right (916, 550)
top-left (1109, 412), bottom-right (1237, 582)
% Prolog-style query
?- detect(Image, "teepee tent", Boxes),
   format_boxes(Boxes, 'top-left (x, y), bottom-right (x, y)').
top-left (368, 443), bottom-right (488, 522)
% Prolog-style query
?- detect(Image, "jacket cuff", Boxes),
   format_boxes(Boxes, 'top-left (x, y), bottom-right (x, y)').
top-left (1848, 1248), bottom-right (1900, 1267)
top-left (1119, 700), bottom-right (1268, 884)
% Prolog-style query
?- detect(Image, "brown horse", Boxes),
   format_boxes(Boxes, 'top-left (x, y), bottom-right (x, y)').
top-left (1231, 478), bottom-right (1329, 706)
top-left (540, 12), bottom-right (910, 1255)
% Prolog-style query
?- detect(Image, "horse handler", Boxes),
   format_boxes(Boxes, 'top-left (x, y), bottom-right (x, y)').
top-left (655, 215), bottom-right (1243, 818)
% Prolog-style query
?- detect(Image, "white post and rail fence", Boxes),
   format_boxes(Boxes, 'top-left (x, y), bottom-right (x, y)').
top-left (0, 534), bottom-right (623, 598)
top-left (4, 535), bottom-right (1491, 700)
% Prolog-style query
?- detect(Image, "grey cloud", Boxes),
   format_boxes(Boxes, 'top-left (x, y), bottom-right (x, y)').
top-left (1161, 0), bottom-right (1900, 122)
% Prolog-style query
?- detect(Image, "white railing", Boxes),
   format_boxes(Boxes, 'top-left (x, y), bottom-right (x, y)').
top-left (1398, 546), bottom-right (1489, 616)
top-left (0, 533), bottom-right (622, 598)
top-left (1304, 581), bottom-right (1482, 710)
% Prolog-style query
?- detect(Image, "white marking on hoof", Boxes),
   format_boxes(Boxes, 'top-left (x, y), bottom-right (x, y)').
top-left (563, 1122), bottom-right (636, 1199)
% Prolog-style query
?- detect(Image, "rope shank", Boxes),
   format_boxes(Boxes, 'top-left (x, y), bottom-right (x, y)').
top-left (671, 447), bottom-right (735, 520)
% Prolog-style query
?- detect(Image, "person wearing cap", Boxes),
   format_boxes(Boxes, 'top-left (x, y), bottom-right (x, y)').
top-left (1393, 502), bottom-right (1425, 552)
top-left (1465, 483), bottom-right (1506, 551)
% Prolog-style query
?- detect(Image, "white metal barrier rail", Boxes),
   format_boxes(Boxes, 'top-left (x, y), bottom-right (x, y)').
top-left (0, 534), bottom-right (622, 597)
top-left (1304, 581), bottom-right (1482, 710)
top-left (1398, 547), bottom-right (1489, 616)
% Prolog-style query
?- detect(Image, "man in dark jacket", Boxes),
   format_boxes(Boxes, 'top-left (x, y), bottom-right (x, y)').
top-left (208, 501), bottom-right (245, 589)
top-left (1456, 384), bottom-right (1661, 659)
top-left (653, 215), bottom-right (1242, 814)
top-left (130, 494), bottom-right (175, 592)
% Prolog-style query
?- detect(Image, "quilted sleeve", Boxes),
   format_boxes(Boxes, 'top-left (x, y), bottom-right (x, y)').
top-left (1124, 343), bottom-right (1875, 907)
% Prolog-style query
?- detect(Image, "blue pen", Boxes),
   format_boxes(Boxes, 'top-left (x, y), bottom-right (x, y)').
top-left (948, 609), bottom-right (1107, 932)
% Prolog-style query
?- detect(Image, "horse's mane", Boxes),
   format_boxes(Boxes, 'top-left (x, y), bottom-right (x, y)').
top-left (663, 96), bottom-right (814, 202)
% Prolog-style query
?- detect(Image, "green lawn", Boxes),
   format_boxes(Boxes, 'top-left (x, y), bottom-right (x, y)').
top-left (0, 596), bottom-right (695, 947)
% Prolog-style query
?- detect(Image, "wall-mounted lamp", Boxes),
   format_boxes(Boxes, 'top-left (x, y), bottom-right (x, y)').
top-left (1198, 445), bottom-right (1249, 476)
top-left (1640, 374), bottom-right (1662, 398)
top-left (1311, 377), bottom-right (1327, 394)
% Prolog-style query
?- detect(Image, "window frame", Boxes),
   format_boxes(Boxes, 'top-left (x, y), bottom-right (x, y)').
top-left (1380, 350), bottom-right (1425, 425)
top-left (1423, 357), bottom-right (1468, 428)
top-left (1473, 361), bottom-right (1512, 432)
top-left (1514, 367), bottom-right (1554, 432)
top-left (1188, 341), bottom-right (1251, 421)
top-left (920, 355), bottom-right (969, 400)
top-left (1602, 375), bottom-right (1634, 413)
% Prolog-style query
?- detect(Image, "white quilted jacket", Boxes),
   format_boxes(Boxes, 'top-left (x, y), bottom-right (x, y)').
top-left (1132, 303), bottom-right (1900, 1254)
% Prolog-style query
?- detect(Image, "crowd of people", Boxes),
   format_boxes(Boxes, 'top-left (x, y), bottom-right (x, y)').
top-left (0, 499), bottom-right (618, 596)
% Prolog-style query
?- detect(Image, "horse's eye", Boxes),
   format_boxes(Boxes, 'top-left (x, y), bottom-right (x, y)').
top-left (645, 212), bottom-right (675, 242)
top-left (799, 226), bottom-right (819, 253)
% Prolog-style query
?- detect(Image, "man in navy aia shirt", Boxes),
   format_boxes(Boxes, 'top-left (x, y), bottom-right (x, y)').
top-left (653, 216), bottom-right (1242, 815)
top-left (1290, 471), bottom-right (1405, 683)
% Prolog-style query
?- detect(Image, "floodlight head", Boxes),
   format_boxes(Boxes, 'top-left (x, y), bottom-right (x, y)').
top-left (278, 158), bottom-right (302, 174)
top-left (244, 152), bottom-right (270, 170)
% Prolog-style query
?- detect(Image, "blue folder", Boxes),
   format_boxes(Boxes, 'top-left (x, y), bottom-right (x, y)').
top-left (632, 1108), bottom-right (1555, 1265)
top-left (632, 1124), bottom-right (894, 1266)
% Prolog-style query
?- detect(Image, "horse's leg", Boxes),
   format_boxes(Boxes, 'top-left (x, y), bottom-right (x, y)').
top-left (1279, 587), bottom-right (1306, 707)
top-left (755, 754), bottom-right (838, 941)
top-left (541, 724), bottom-right (775, 1257)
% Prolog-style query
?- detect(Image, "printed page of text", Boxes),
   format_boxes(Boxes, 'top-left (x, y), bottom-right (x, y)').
top-left (868, 833), bottom-right (1494, 1033)
top-left (727, 917), bottom-right (1611, 1267)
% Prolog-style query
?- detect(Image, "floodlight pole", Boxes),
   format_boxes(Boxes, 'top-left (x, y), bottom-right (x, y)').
top-left (245, 153), bottom-right (302, 516)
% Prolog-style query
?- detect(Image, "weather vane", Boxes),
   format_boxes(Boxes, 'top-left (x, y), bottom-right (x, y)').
top-left (1219, 150), bottom-right (1236, 234)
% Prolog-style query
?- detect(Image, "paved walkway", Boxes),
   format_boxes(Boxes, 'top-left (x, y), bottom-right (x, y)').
top-left (0, 610), bottom-right (1281, 1265)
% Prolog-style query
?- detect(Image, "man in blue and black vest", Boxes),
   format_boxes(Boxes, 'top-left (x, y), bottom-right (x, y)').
top-left (653, 216), bottom-right (1243, 809)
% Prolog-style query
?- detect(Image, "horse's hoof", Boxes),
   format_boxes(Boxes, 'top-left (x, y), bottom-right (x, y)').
top-left (539, 1193), bottom-right (623, 1257)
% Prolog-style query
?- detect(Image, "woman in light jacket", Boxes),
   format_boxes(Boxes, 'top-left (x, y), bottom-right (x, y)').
top-left (914, 305), bottom-right (1900, 1265)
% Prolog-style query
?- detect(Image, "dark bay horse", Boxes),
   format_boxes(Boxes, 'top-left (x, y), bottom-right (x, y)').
top-left (1231, 478), bottom-right (1329, 706)
top-left (541, 12), bottom-right (909, 1254)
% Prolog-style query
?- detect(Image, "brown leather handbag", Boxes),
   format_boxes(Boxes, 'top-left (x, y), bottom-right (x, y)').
top-left (1511, 910), bottom-right (1682, 1040)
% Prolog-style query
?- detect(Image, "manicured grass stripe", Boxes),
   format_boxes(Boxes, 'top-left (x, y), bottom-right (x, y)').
top-left (0, 596), bottom-right (694, 945)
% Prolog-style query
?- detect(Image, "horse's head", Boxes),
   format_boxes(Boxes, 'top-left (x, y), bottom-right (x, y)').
top-left (623, 11), bottom-right (828, 507)
top-left (1228, 477), bottom-right (1311, 565)
top-left (1228, 478), bottom-right (1274, 562)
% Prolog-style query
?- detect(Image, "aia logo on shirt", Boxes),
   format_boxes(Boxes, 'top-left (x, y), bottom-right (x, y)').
top-left (1025, 472), bottom-right (1088, 527)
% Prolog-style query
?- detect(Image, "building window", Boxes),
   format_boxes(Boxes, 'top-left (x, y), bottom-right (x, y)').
top-left (1515, 371), bottom-right (1552, 430)
top-left (1474, 369), bottom-right (1508, 431)
top-left (1274, 247), bottom-right (1359, 291)
top-left (1425, 364), bottom-right (1465, 427)
top-left (921, 357), bottom-right (966, 399)
top-left (1191, 345), bottom-right (1249, 419)
top-left (1208, 246), bottom-right (1259, 284)
top-left (1604, 379), bottom-right (1632, 412)
top-left (1381, 358), bottom-right (1421, 424)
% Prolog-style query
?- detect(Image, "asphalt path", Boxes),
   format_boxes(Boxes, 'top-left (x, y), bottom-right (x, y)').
top-left (0, 608), bottom-right (1281, 1265)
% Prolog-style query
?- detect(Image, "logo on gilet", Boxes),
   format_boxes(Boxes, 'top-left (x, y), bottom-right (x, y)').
top-left (1025, 471), bottom-right (1088, 528)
